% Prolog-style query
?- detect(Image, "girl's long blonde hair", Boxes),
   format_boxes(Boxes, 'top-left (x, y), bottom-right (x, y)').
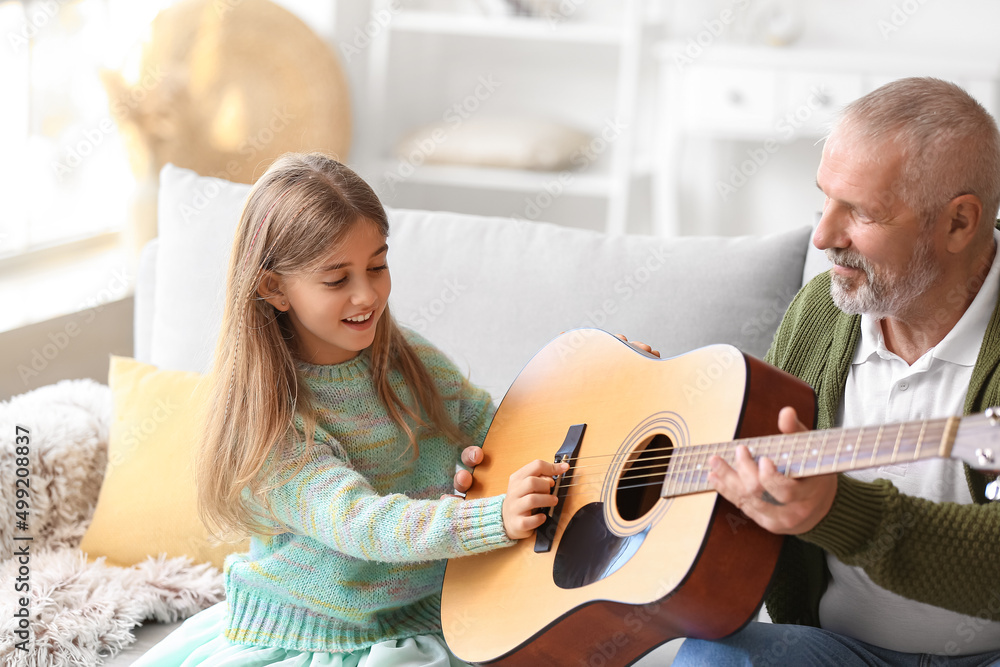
top-left (198, 153), bottom-right (466, 540)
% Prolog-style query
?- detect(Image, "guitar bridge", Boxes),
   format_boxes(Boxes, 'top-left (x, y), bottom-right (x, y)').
top-left (535, 423), bottom-right (585, 553)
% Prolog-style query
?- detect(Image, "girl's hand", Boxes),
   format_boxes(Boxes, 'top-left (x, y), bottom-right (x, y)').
top-left (452, 446), bottom-right (482, 496)
top-left (502, 459), bottom-right (570, 540)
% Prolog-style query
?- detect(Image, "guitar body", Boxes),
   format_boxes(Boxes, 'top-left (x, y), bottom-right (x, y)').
top-left (441, 329), bottom-right (817, 666)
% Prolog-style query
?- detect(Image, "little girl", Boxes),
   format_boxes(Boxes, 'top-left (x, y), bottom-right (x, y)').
top-left (135, 153), bottom-right (565, 666)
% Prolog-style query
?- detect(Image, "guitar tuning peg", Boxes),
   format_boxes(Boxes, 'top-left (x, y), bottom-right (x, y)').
top-left (975, 448), bottom-right (995, 467)
top-left (986, 407), bottom-right (1000, 425)
top-left (986, 479), bottom-right (1000, 502)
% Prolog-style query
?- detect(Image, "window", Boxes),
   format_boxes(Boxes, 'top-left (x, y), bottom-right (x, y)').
top-left (0, 0), bottom-right (334, 333)
top-left (0, 0), bottom-right (172, 332)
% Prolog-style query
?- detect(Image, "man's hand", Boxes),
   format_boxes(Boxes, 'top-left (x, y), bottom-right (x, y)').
top-left (706, 406), bottom-right (838, 535)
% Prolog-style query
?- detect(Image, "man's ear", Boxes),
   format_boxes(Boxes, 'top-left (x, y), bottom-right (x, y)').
top-left (257, 271), bottom-right (289, 311)
top-left (943, 194), bottom-right (984, 254)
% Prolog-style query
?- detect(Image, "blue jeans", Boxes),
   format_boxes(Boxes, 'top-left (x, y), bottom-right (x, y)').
top-left (674, 622), bottom-right (1000, 667)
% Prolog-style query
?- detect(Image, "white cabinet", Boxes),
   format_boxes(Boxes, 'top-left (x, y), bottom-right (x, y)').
top-left (361, 0), bottom-right (653, 234)
top-left (681, 66), bottom-right (779, 136)
top-left (781, 71), bottom-right (863, 136)
top-left (653, 44), bottom-right (1000, 236)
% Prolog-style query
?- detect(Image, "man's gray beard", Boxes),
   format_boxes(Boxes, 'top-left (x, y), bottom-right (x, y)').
top-left (827, 239), bottom-right (939, 319)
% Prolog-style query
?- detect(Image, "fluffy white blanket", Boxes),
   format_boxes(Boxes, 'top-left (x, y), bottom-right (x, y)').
top-left (0, 380), bottom-right (224, 666)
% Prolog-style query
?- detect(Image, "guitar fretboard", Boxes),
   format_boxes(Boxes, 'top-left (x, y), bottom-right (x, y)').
top-left (658, 416), bottom-right (960, 499)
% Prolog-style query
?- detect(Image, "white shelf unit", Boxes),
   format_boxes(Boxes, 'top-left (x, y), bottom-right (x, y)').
top-left (376, 161), bottom-right (615, 195)
top-left (388, 10), bottom-right (624, 44)
top-left (362, 2), bottom-right (648, 235)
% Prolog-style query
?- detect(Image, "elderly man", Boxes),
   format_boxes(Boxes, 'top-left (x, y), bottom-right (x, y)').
top-left (674, 77), bottom-right (1000, 664)
top-left (452, 76), bottom-right (1000, 664)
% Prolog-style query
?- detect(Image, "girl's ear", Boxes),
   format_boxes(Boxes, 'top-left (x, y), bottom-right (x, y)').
top-left (257, 271), bottom-right (289, 311)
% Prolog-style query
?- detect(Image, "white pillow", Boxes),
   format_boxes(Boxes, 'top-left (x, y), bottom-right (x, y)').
top-left (394, 117), bottom-right (593, 172)
top-left (152, 164), bottom-right (250, 372)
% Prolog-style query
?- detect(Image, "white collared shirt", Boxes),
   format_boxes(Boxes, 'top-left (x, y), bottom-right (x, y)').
top-left (818, 229), bottom-right (1000, 654)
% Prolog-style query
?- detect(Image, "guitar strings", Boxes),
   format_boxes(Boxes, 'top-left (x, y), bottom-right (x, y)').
top-left (558, 453), bottom-right (882, 493)
top-left (554, 449), bottom-right (987, 494)
top-left (561, 419), bottom-right (953, 467)
top-left (562, 433), bottom-right (939, 484)
top-left (471, 419), bottom-right (989, 502)
top-left (546, 418), bottom-right (956, 472)
top-left (560, 433), bottom-right (930, 477)
top-left (537, 419), bottom-right (981, 494)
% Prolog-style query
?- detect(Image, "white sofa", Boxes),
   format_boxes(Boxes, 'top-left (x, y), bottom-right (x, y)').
top-left (63, 164), bottom-right (831, 665)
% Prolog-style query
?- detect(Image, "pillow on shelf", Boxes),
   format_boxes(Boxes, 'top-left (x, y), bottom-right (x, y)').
top-left (394, 117), bottom-right (594, 172)
top-left (79, 356), bottom-right (247, 570)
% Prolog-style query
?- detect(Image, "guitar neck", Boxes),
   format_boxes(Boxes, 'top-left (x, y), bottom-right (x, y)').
top-left (660, 416), bottom-right (962, 498)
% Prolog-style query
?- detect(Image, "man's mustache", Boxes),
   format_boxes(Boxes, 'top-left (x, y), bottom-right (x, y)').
top-left (826, 248), bottom-right (870, 272)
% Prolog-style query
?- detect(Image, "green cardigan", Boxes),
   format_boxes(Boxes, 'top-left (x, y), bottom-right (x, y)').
top-left (762, 271), bottom-right (1000, 626)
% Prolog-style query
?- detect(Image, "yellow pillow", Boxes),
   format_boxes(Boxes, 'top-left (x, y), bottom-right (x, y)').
top-left (80, 356), bottom-right (247, 570)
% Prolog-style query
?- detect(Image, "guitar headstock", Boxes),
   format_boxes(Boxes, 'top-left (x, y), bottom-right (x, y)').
top-left (951, 408), bottom-right (1000, 472)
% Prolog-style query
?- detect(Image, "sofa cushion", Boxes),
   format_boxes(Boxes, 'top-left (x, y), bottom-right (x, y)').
top-left (150, 164), bottom-right (812, 399)
top-left (386, 212), bottom-right (811, 397)
top-left (79, 356), bottom-right (247, 570)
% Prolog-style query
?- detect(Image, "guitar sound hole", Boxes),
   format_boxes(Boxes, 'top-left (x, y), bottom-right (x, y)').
top-left (616, 433), bottom-right (672, 521)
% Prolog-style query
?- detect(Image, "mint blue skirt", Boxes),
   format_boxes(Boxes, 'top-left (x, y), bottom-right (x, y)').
top-left (132, 602), bottom-right (471, 667)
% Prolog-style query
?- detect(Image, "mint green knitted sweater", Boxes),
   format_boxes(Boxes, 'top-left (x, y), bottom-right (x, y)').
top-left (763, 271), bottom-right (1000, 626)
top-left (223, 330), bottom-right (514, 652)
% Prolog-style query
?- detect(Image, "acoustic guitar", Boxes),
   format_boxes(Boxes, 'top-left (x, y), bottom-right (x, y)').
top-left (440, 329), bottom-right (1000, 666)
